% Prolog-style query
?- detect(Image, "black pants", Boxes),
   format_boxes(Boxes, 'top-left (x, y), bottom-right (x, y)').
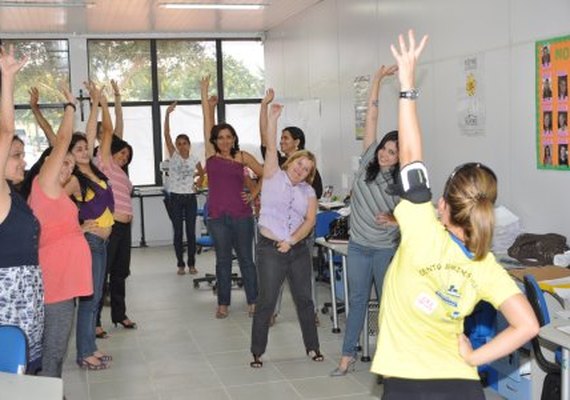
top-left (96, 221), bottom-right (132, 325)
top-left (169, 193), bottom-right (197, 268)
top-left (250, 235), bottom-right (319, 356)
top-left (382, 378), bottom-right (485, 400)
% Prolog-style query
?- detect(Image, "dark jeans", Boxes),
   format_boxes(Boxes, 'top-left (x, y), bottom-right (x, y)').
top-left (96, 221), bottom-right (132, 326)
top-left (251, 235), bottom-right (319, 356)
top-left (170, 193), bottom-right (197, 268)
top-left (382, 378), bottom-right (485, 400)
top-left (208, 214), bottom-right (257, 306)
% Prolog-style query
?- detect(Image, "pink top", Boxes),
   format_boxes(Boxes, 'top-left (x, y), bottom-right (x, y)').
top-left (206, 155), bottom-right (252, 219)
top-left (28, 178), bottom-right (93, 304)
top-left (96, 154), bottom-right (133, 216)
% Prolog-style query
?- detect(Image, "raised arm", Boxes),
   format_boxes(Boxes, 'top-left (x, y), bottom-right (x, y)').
top-left (200, 76), bottom-right (216, 158)
top-left (262, 102), bottom-right (282, 179)
top-left (363, 65), bottom-right (398, 151)
top-left (38, 86), bottom-right (76, 198)
top-left (390, 30), bottom-right (428, 167)
top-left (111, 79), bottom-right (124, 139)
top-left (98, 90), bottom-right (114, 167)
top-left (29, 87), bottom-right (57, 146)
top-left (0, 46), bottom-right (26, 207)
top-left (259, 88), bottom-right (274, 150)
top-left (84, 81), bottom-right (101, 158)
top-left (163, 101), bottom-right (176, 157)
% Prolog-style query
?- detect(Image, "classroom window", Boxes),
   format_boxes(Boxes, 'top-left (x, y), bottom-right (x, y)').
top-left (222, 40), bottom-right (265, 100)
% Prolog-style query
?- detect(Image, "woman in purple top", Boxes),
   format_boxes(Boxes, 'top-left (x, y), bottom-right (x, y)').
top-left (249, 101), bottom-right (322, 368)
top-left (201, 76), bottom-right (263, 319)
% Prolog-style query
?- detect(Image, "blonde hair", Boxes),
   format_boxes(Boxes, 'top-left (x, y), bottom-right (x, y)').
top-left (443, 163), bottom-right (497, 261)
top-left (282, 150), bottom-right (317, 184)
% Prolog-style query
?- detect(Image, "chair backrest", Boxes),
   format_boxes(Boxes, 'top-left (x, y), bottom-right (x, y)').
top-left (0, 325), bottom-right (28, 374)
top-left (315, 211), bottom-right (341, 238)
top-left (523, 274), bottom-right (560, 374)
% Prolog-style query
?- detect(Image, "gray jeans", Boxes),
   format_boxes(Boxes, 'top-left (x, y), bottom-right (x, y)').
top-left (39, 299), bottom-right (75, 377)
top-left (250, 235), bottom-right (319, 356)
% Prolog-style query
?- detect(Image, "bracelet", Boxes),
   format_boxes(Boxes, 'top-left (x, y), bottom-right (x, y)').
top-left (64, 102), bottom-right (76, 111)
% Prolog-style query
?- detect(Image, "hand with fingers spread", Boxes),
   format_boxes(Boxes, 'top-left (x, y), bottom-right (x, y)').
top-left (84, 81), bottom-right (102, 104)
top-left (0, 44), bottom-right (27, 77)
top-left (390, 30), bottom-right (428, 90)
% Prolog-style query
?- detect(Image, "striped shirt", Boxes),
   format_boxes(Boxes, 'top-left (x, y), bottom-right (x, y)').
top-left (350, 140), bottom-right (400, 249)
top-left (96, 154), bottom-right (133, 216)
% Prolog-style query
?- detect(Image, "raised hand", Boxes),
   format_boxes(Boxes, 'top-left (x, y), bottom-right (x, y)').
top-left (261, 88), bottom-right (275, 105)
top-left (200, 75), bottom-right (210, 93)
top-left (390, 30), bottom-right (428, 90)
top-left (166, 101), bottom-right (177, 115)
top-left (0, 45), bottom-right (27, 77)
top-left (29, 87), bottom-right (40, 108)
top-left (110, 79), bottom-right (120, 96)
top-left (61, 84), bottom-right (76, 105)
top-left (374, 64), bottom-right (398, 81)
top-left (268, 103), bottom-right (283, 120)
top-left (84, 81), bottom-right (102, 103)
top-left (207, 95), bottom-right (218, 107)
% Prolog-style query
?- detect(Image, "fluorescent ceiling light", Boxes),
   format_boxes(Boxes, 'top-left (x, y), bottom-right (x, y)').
top-left (159, 3), bottom-right (265, 10)
top-left (0, 0), bottom-right (95, 7)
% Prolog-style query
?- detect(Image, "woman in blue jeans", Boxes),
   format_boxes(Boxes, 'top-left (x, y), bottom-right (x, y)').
top-left (331, 65), bottom-right (401, 376)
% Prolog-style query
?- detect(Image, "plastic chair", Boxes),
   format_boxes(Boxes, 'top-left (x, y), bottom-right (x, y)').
top-left (196, 202), bottom-right (214, 254)
top-left (0, 325), bottom-right (28, 374)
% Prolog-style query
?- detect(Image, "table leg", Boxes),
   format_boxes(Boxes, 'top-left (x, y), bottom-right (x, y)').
top-left (138, 195), bottom-right (147, 248)
top-left (563, 347), bottom-right (569, 400)
top-left (328, 248), bottom-right (340, 333)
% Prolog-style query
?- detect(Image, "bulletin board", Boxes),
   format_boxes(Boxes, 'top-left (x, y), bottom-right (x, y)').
top-left (536, 35), bottom-right (570, 170)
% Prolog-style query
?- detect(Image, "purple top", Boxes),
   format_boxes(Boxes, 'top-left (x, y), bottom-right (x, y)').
top-left (77, 179), bottom-right (115, 223)
top-left (258, 169), bottom-right (315, 241)
top-left (206, 155), bottom-right (251, 219)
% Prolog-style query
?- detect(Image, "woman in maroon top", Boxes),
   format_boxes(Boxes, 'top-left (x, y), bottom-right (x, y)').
top-left (200, 76), bottom-right (263, 319)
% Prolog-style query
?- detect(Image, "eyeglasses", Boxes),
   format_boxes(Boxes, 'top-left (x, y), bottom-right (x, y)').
top-left (442, 162), bottom-right (497, 200)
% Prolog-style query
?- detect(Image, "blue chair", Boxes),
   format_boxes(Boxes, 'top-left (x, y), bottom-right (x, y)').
top-left (523, 274), bottom-right (561, 379)
top-left (196, 202), bottom-right (214, 254)
top-left (315, 211), bottom-right (341, 238)
top-left (0, 325), bottom-right (28, 374)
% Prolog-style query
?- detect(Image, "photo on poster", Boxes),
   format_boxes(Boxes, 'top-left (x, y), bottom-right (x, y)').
top-left (559, 144), bottom-right (568, 166)
top-left (542, 77), bottom-right (553, 100)
top-left (558, 74), bottom-right (568, 100)
top-left (543, 144), bottom-right (553, 165)
top-left (558, 111), bottom-right (567, 132)
top-left (541, 44), bottom-right (551, 67)
top-left (543, 111), bottom-right (553, 134)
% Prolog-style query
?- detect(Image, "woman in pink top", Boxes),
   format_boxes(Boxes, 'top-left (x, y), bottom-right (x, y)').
top-left (26, 87), bottom-right (93, 377)
top-left (249, 101), bottom-right (321, 368)
top-left (201, 76), bottom-right (263, 319)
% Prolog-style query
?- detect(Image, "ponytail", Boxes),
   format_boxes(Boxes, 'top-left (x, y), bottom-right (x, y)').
top-left (465, 197), bottom-right (495, 260)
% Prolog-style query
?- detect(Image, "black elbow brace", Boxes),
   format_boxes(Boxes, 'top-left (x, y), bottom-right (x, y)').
top-left (386, 161), bottom-right (432, 203)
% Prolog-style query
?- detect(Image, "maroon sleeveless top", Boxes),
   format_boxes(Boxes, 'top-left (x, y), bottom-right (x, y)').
top-left (206, 155), bottom-right (251, 219)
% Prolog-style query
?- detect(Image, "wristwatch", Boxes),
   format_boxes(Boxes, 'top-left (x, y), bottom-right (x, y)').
top-left (399, 89), bottom-right (419, 100)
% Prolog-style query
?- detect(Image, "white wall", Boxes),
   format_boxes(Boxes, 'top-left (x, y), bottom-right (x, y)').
top-left (264, 0), bottom-right (570, 240)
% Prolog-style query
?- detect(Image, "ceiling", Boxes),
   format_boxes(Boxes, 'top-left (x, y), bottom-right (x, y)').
top-left (0, 0), bottom-right (322, 36)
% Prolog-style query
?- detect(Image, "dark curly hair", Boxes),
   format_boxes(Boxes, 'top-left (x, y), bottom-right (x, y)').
top-left (210, 123), bottom-right (240, 158)
top-left (364, 130), bottom-right (399, 183)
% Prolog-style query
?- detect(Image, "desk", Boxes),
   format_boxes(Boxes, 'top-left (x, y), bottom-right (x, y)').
top-left (315, 238), bottom-right (348, 334)
top-left (539, 319), bottom-right (570, 399)
top-left (132, 187), bottom-right (166, 247)
top-left (0, 371), bottom-right (62, 399)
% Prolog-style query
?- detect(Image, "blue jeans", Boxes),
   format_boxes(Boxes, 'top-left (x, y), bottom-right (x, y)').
top-left (76, 233), bottom-right (107, 360)
top-left (208, 214), bottom-right (257, 306)
top-left (169, 193), bottom-right (197, 268)
top-left (341, 241), bottom-right (395, 357)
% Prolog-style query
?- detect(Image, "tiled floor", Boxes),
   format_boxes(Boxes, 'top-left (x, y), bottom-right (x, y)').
top-left (62, 246), bottom-right (505, 400)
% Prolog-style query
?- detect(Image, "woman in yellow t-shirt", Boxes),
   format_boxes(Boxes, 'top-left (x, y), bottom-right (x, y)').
top-left (371, 31), bottom-right (539, 400)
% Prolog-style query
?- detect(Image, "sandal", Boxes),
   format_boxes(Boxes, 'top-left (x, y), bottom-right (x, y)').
top-left (188, 266), bottom-right (198, 275)
top-left (250, 354), bottom-right (263, 368)
top-left (215, 306), bottom-right (229, 319)
top-left (77, 357), bottom-right (108, 371)
top-left (307, 349), bottom-right (324, 362)
top-left (95, 328), bottom-right (109, 339)
top-left (94, 352), bottom-right (113, 362)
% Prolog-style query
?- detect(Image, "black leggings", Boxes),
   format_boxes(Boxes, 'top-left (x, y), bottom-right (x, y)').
top-left (382, 378), bottom-right (485, 400)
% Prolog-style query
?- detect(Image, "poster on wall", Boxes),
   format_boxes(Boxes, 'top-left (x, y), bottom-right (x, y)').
top-left (354, 75), bottom-right (370, 140)
top-left (457, 54), bottom-right (486, 136)
top-left (537, 35), bottom-right (570, 170)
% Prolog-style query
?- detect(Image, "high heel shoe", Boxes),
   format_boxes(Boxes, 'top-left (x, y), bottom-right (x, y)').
top-left (114, 319), bottom-right (137, 329)
top-left (330, 358), bottom-right (356, 377)
top-left (250, 354), bottom-right (263, 368)
top-left (306, 349), bottom-right (324, 362)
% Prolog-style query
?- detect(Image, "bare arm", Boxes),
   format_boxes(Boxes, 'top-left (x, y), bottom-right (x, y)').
top-left (163, 102), bottom-right (176, 157)
top-left (200, 76), bottom-right (216, 158)
top-left (390, 30), bottom-right (428, 167)
top-left (195, 161), bottom-right (205, 189)
top-left (38, 87), bottom-right (76, 199)
top-left (363, 65), bottom-right (398, 151)
top-left (259, 88), bottom-right (274, 148)
top-left (99, 91), bottom-right (114, 167)
top-left (242, 151), bottom-right (264, 179)
top-left (29, 87), bottom-right (57, 146)
top-left (277, 196), bottom-right (317, 253)
top-left (262, 102), bottom-right (282, 179)
top-left (111, 79), bottom-right (124, 139)
top-left (84, 81), bottom-right (101, 158)
top-left (459, 293), bottom-right (539, 367)
top-left (0, 46), bottom-right (26, 212)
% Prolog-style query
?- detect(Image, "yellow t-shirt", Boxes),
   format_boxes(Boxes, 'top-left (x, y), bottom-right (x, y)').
top-left (371, 200), bottom-right (521, 380)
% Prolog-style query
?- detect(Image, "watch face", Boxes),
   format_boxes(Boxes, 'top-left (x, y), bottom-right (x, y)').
top-left (400, 89), bottom-right (419, 99)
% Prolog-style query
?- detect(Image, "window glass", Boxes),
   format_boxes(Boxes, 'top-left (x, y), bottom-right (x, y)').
top-left (88, 40), bottom-right (152, 102)
top-left (3, 39), bottom-right (69, 105)
top-left (157, 40), bottom-right (217, 101)
top-left (225, 104), bottom-right (263, 161)
top-left (222, 40), bottom-right (265, 100)
top-left (159, 104), bottom-right (207, 163)
top-left (15, 108), bottom-right (63, 167)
